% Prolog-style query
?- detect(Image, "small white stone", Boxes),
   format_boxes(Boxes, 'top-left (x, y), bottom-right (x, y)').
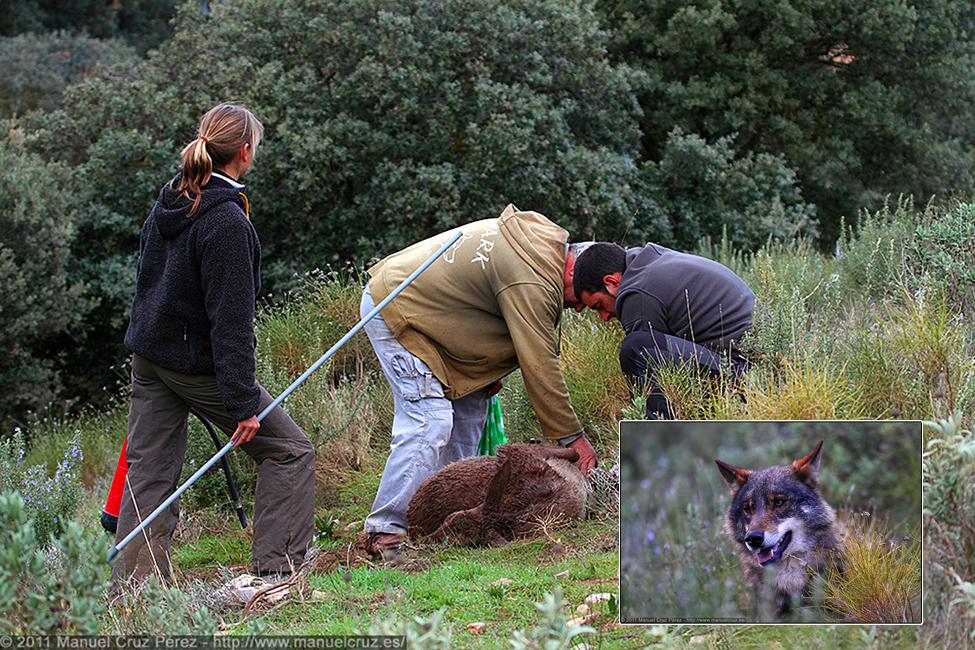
top-left (584, 592), bottom-right (613, 605)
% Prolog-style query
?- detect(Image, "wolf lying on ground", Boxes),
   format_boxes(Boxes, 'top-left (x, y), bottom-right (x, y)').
top-left (407, 442), bottom-right (587, 546)
top-left (715, 440), bottom-right (841, 619)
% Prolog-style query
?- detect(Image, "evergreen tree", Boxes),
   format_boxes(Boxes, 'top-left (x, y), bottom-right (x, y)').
top-left (596, 0), bottom-right (975, 240)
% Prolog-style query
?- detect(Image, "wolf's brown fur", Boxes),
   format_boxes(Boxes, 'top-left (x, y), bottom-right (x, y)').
top-left (407, 442), bottom-right (587, 546)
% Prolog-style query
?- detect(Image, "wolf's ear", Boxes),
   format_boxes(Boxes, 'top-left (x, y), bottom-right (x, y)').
top-left (791, 440), bottom-right (824, 488)
top-left (715, 459), bottom-right (750, 493)
top-left (483, 457), bottom-right (513, 515)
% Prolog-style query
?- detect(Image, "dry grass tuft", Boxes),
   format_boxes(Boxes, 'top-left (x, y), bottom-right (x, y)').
top-left (741, 355), bottom-right (866, 420)
top-left (824, 517), bottom-right (921, 623)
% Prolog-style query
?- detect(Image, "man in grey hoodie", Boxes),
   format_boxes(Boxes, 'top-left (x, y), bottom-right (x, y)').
top-left (573, 242), bottom-right (755, 419)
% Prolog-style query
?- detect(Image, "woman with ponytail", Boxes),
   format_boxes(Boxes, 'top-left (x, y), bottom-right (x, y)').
top-left (115, 104), bottom-right (315, 585)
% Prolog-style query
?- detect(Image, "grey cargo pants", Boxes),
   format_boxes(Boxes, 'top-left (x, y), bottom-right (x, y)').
top-left (112, 354), bottom-right (316, 585)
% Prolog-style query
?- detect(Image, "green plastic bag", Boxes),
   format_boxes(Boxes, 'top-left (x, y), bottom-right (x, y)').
top-left (478, 395), bottom-right (508, 455)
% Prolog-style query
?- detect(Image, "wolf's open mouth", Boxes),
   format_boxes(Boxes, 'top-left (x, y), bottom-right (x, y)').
top-left (756, 530), bottom-right (792, 566)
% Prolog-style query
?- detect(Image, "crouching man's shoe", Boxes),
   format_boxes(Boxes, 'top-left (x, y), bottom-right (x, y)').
top-left (365, 532), bottom-right (405, 562)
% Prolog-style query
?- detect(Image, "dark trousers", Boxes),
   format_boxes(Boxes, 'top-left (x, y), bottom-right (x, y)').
top-left (619, 331), bottom-right (747, 419)
top-left (112, 354), bottom-right (316, 585)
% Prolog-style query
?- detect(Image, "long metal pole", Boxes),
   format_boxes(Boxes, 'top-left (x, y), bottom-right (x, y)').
top-left (109, 230), bottom-right (463, 562)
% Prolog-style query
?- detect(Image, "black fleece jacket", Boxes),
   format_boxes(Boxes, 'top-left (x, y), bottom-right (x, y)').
top-left (124, 174), bottom-right (262, 420)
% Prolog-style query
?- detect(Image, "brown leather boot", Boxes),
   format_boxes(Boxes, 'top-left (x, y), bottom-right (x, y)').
top-left (365, 532), bottom-right (405, 562)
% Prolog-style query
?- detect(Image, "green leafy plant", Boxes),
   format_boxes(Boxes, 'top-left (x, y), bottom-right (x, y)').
top-left (0, 491), bottom-right (110, 634)
top-left (510, 586), bottom-right (595, 649)
top-left (0, 429), bottom-right (83, 544)
top-left (368, 608), bottom-right (451, 649)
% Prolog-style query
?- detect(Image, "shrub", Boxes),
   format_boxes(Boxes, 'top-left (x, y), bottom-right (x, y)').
top-left (922, 414), bottom-right (975, 646)
top-left (597, 0), bottom-right (975, 240)
top-left (0, 429), bottom-right (83, 544)
top-left (0, 1), bottom-right (179, 53)
top-left (0, 32), bottom-right (137, 118)
top-left (0, 491), bottom-right (110, 634)
top-left (367, 608), bottom-right (451, 649)
top-left (641, 128), bottom-right (818, 250)
top-left (911, 202), bottom-right (975, 309)
top-left (509, 586), bottom-right (595, 650)
top-left (833, 198), bottom-right (917, 302)
top-left (0, 141), bottom-right (90, 427)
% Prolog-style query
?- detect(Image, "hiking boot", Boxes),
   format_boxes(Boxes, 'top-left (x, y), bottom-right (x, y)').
top-left (365, 532), bottom-right (405, 562)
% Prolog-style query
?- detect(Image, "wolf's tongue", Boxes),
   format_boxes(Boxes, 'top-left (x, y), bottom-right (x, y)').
top-left (757, 547), bottom-right (773, 564)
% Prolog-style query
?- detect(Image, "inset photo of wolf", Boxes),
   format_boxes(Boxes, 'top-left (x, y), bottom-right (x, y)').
top-left (619, 420), bottom-right (922, 624)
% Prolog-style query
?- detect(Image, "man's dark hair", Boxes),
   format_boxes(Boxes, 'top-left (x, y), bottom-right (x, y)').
top-left (573, 242), bottom-right (626, 298)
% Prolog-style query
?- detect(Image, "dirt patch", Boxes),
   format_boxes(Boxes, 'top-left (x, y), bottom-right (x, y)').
top-left (309, 532), bottom-right (434, 574)
top-left (310, 534), bottom-right (375, 573)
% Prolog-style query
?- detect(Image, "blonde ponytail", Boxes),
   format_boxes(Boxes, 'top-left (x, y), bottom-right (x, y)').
top-left (175, 103), bottom-right (264, 218)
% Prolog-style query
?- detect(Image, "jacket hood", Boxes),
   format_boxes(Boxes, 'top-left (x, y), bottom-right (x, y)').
top-left (152, 176), bottom-right (246, 238)
top-left (498, 204), bottom-right (568, 292)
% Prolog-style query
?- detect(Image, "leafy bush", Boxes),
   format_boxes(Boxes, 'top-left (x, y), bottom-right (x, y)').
top-left (0, 491), bottom-right (109, 634)
top-left (911, 202), bottom-right (975, 309)
top-left (0, 429), bottom-right (83, 544)
top-left (0, 32), bottom-right (136, 117)
top-left (0, 141), bottom-right (90, 427)
top-left (367, 608), bottom-right (451, 649)
top-left (597, 0), bottom-right (975, 240)
top-left (0, 0), bottom-right (179, 53)
top-left (922, 414), bottom-right (975, 646)
top-left (642, 128), bottom-right (818, 250)
top-left (510, 586), bottom-right (595, 649)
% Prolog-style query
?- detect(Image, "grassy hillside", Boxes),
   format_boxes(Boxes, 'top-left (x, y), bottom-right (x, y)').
top-left (4, 199), bottom-right (975, 646)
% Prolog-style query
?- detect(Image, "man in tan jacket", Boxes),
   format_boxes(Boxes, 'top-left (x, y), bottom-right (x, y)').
top-left (361, 204), bottom-right (596, 558)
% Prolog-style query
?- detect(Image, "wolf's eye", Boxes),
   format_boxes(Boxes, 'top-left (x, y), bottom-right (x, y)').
top-left (772, 497), bottom-right (786, 508)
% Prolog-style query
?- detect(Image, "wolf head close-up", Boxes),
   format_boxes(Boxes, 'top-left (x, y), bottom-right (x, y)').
top-left (715, 440), bottom-right (841, 619)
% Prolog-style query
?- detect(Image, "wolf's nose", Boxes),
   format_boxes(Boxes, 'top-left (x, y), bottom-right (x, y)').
top-left (744, 531), bottom-right (764, 549)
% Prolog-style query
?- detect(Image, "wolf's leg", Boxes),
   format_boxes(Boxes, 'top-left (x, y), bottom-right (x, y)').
top-left (775, 589), bottom-right (793, 618)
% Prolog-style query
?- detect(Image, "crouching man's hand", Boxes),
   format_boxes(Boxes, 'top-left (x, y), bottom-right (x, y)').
top-left (558, 431), bottom-right (597, 476)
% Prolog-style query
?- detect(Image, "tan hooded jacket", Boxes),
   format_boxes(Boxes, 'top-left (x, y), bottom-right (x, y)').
top-left (367, 204), bottom-right (582, 439)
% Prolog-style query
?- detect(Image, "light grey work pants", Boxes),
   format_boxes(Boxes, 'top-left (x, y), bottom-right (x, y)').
top-left (361, 287), bottom-right (488, 535)
top-left (112, 354), bottom-right (316, 585)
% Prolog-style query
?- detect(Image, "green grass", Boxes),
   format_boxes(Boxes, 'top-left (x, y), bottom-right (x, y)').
top-left (171, 531), bottom-right (251, 570)
top-left (266, 526), bottom-right (618, 641)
